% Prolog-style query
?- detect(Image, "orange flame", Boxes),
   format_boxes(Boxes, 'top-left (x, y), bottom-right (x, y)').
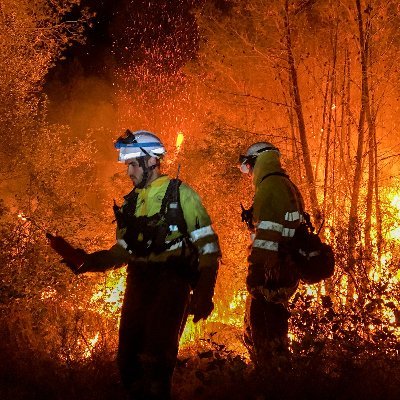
top-left (17, 212), bottom-right (28, 221)
top-left (175, 131), bottom-right (184, 151)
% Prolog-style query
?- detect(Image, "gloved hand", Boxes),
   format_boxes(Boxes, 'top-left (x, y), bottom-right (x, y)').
top-left (189, 265), bottom-right (217, 323)
top-left (190, 292), bottom-right (214, 323)
top-left (265, 259), bottom-right (299, 290)
top-left (60, 248), bottom-right (88, 274)
top-left (246, 263), bottom-right (265, 293)
top-left (47, 234), bottom-right (88, 274)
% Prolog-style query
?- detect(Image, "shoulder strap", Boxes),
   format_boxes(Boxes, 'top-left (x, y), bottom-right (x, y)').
top-left (160, 178), bottom-right (181, 214)
top-left (160, 178), bottom-right (189, 236)
top-left (122, 190), bottom-right (139, 219)
top-left (261, 171), bottom-right (307, 221)
top-left (260, 171), bottom-right (289, 183)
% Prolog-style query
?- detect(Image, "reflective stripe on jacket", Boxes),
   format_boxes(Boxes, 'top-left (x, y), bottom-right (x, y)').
top-left (248, 151), bottom-right (304, 298)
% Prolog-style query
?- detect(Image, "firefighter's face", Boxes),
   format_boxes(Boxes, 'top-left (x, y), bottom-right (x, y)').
top-left (126, 157), bottom-right (158, 187)
top-left (126, 158), bottom-right (144, 186)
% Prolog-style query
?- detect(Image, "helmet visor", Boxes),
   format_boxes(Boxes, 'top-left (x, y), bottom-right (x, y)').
top-left (118, 146), bottom-right (142, 162)
top-left (238, 155), bottom-right (256, 174)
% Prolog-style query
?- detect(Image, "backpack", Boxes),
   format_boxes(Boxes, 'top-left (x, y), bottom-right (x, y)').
top-left (259, 172), bottom-right (335, 285)
top-left (288, 214), bottom-right (335, 284)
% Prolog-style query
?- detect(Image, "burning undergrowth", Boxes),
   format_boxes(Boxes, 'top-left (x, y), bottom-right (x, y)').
top-left (1, 123), bottom-right (400, 398)
top-left (1, 198), bottom-right (400, 400)
top-left (1, 122), bottom-right (400, 398)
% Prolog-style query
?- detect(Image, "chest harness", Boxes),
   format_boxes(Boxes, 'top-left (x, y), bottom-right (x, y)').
top-left (113, 179), bottom-right (193, 257)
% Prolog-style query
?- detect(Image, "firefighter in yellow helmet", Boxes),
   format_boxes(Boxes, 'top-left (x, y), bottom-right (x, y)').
top-left (239, 142), bottom-right (304, 372)
top-left (49, 130), bottom-right (221, 400)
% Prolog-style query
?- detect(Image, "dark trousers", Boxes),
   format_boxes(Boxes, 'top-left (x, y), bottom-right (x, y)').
top-left (117, 261), bottom-right (191, 400)
top-left (244, 295), bottom-right (290, 372)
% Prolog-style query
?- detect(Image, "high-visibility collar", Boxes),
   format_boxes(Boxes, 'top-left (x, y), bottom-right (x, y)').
top-left (135, 174), bottom-right (169, 192)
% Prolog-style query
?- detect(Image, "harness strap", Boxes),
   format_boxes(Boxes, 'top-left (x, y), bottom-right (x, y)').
top-left (261, 172), bottom-right (314, 232)
top-left (116, 178), bottom-right (192, 255)
top-left (260, 171), bottom-right (289, 183)
top-left (161, 178), bottom-right (189, 236)
top-left (160, 179), bottom-right (179, 214)
top-left (114, 190), bottom-right (139, 227)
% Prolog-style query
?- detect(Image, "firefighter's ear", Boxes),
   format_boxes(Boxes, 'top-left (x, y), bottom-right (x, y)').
top-left (147, 156), bottom-right (158, 168)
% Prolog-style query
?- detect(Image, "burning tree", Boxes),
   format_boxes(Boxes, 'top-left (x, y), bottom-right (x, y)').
top-left (186, 0), bottom-right (400, 370)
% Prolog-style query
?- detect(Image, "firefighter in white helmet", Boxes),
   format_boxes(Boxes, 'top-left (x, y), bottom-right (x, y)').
top-left (239, 141), bottom-right (304, 372)
top-left (49, 129), bottom-right (221, 400)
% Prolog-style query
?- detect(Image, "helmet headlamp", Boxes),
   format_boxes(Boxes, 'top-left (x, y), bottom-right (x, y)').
top-left (114, 130), bottom-right (137, 149)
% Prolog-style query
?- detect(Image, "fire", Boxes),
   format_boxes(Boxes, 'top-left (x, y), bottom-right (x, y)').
top-left (54, 183), bottom-right (400, 360)
top-left (175, 131), bottom-right (184, 151)
top-left (390, 194), bottom-right (400, 209)
top-left (388, 194), bottom-right (400, 240)
top-left (83, 332), bottom-right (100, 358)
top-left (17, 212), bottom-right (27, 221)
top-left (81, 333), bottom-right (100, 359)
top-left (87, 270), bottom-right (248, 354)
top-left (165, 131), bottom-right (185, 166)
top-left (90, 271), bottom-right (126, 318)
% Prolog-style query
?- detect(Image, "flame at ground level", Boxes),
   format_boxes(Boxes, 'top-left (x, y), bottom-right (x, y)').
top-left (54, 188), bottom-right (400, 361)
top-left (87, 269), bottom-right (248, 354)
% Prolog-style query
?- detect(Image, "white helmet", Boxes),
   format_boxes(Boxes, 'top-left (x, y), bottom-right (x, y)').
top-left (114, 130), bottom-right (166, 162)
top-left (239, 142), bottom-right (280, 173)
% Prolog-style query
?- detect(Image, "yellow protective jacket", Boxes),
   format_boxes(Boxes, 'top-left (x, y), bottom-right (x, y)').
top-left (84, 175), bottom-right (220, 276)
top-left (247, 151), bottom-right (304, 303)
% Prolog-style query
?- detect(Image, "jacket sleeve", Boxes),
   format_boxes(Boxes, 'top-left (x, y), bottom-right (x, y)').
top-left (247, 185), bottom-right (283, 289)
top-left (179, 184), bottom-right (221, 271)
top-left (179, 184), bottom-right (221, 317)
top-left (79, 242), bottom-right (131, 273)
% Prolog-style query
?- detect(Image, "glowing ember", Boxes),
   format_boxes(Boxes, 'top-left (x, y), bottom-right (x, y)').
top-left (17, 212), bottom-right (27, 221)
top-left (40, 287), bottom-right (57, 300)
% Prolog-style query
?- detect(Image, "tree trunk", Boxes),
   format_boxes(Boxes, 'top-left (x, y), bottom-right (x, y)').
top-left (347, 0), bottom-right (370, 298)
top-left (277, 70), bottom-right (303, 183)
top-left (323, 26), bottom-right (338, 218)
top-left (315, 68), bottom-right (330, 187)
top-left (364, 47), bottom-right (375, 268)
top-left (341, 49), bottom-right (352, 198)
top-left (373, 113), bottom-right (382, 261)
top-left (365, 53), bottom-right (382, 267)
top-left (284, 0), bottom-right (321, 223)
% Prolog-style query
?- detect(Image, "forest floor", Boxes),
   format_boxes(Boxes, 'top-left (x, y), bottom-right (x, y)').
top-left (1, 342), bottom-right (399, 400)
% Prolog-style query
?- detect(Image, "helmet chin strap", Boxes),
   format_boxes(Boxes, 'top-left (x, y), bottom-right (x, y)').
top-left (135, 157), bottom-right (158, 189)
